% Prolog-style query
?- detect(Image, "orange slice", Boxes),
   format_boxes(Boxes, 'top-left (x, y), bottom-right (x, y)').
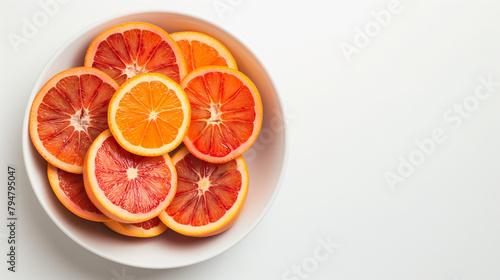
top-left (108, 72), bottom-right (191, 156)
top-left (84, 22), bottom-right (187, 85)
top-left (83, 129), bottom-right (177, 223)
top-left (104, 216), bottom-right (167, 237)
top-left (47, 163), bottom-right (110, 222)
top-left (159, 147), bottom-right (248, 237)
top-left (171, 31), bottom-right (237, 73)
top-left (29, 67), bottom-right (119, 174)
top-left (180, 66), bottom-right (263, 163)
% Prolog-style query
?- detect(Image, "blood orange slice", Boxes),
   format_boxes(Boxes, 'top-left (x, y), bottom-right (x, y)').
top-left (171, 31), bottom-right (237, 73)
top-left (159, 147), bottom-right (249, 237)
top-left (29, 67), bottom-right (119, 174)
top-left (180, 66), bottom-right (263, 163)
top-left (84, 22), bottom-right (187, 85)
top-left (47, 163), bottom-right (110, 222)
top-left (83, 129), bottom-right (177, 223)
top-left (108, 72), bottom-right (191, 156)
top-left (104, 216), bottom-right (167, 237)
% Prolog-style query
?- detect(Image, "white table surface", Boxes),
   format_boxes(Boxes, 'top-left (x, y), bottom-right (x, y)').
top-left (2, 0), bottom-right (500, 279)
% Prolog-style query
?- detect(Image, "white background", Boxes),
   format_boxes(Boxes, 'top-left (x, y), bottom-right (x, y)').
top-left (2, 0), bottom-right (500, 279)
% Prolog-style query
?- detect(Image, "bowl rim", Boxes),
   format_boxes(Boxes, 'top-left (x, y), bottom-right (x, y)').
top-left (22, 8), bottom-right (289, 269)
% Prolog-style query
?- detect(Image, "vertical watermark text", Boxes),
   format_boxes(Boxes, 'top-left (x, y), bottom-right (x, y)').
top-left (6, 166), bottom-right (17, 272)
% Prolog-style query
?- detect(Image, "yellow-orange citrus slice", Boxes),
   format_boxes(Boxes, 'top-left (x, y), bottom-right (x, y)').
top-left (180, 66), bottom-right (263, 163)
top-left (83, 129), bottom-right (177, 223)
top-left (104, 216), bottom-right (167, 237)
top-left (171, 31), bottom-right (237, 73)
top-left (159, 147), bottom-right (248, 237)
top-left (108, 72), bottom-right (191, 156)
top-left (29, 67), bottom-right (119, 174)
top-left (47, 163), bottom-right (110, 222)
top-left (84, 22), bottom-right (187, 85)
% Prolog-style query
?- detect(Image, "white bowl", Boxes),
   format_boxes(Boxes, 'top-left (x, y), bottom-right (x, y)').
top-left (22, 11), bottom-right (287, 269)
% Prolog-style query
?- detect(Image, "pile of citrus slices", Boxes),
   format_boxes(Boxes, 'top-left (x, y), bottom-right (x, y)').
top-left (29, 22), bottom-right (263, 238)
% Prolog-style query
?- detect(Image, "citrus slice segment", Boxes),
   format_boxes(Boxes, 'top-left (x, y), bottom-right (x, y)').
top-left (159, 147), bottom-right (248, 237)
top-left (29, 67), bottom-right (119, 174)
top-left (104, 216), bottom-right (167, 237)
top-left (83, 129), bottom-right (177, 223)
top-left (47, 163), bottom-right (110, 222)
top-left (180, 66), bottom-right (263, 163)
top-left (108, 72), bottom-right (191, 156)
top-left (171, 31), bottom-right (237, 73)
top-left (84, 22), bottom-right (187, 85)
